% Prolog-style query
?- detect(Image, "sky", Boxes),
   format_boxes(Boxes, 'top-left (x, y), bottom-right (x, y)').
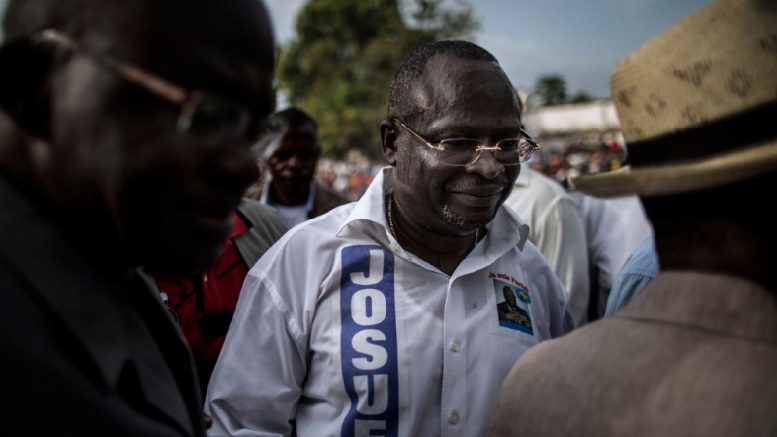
top-left (264, 0), bottom-right (713, 99)
top-left (0, 0), bottom-right (712, 99)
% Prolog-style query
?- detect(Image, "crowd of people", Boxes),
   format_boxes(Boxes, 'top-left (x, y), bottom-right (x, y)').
top-left (528, 142), bottom-right (627, 185)
top-left (1, 0), bottom-right (775, 436)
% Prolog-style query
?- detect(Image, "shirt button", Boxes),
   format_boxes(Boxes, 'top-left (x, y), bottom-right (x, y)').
top-left (451, 342), bottom-right (461, 353)
top-left (449, 412), bottom-right (460, 425)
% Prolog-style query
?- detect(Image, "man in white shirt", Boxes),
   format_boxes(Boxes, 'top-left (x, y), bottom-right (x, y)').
top-left (568, 191), bottom-right (651, 320)
top-left (504, 166), bottom-right (590, 327)
top-left (205, 40), bottom-right (573, 437)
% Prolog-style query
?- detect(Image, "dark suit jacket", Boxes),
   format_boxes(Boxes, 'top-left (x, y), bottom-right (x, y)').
top-left (489, 271), bottom-right (777, 437)
top-left (0, 175), bottom-right (206, 436)
top-left (310, 181), bottom-right (350, 219)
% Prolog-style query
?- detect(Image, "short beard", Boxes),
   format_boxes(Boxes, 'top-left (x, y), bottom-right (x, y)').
top-left (441, 203), bottom-right (491, 232)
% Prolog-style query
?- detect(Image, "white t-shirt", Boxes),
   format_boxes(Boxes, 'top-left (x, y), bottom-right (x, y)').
top-left (260, 180), bottom-right (315, 230)
top-left (273, 204), bottom-right (308, 231)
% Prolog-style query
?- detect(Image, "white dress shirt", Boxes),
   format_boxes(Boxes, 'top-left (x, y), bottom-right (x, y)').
top-left (570, 192), bottom-right (653, 318)
top-left (205, 167), bottom-right (572, 437)
top-left (504, 166), bottom-right (590, 327)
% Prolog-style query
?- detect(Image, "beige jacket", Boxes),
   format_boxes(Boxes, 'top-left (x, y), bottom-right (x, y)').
top-left (489, 271), bottom-right (777, 437)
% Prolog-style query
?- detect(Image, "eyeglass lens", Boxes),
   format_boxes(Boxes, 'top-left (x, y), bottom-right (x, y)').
top-left (184, 93), bottom-right (252, 140)
top-left (251, 120), bottom-right (287, 160)
top-left (175, 93), bottom-right (286, 160)
top-left (438, 137), bottom-right (535, 166)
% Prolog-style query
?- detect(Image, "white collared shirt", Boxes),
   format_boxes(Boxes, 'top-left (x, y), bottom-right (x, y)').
top-left (206, 167), bottom-right (572, 437)
top-left (504, 166), bottom-right (590, 327)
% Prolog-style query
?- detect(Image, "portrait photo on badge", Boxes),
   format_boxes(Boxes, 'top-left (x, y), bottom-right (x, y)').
top-left (494, 280), bottom-right (533, 334)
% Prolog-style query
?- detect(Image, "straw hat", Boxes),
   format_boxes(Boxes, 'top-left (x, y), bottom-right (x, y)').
top-left (571, 0), bottom-right (777, 198)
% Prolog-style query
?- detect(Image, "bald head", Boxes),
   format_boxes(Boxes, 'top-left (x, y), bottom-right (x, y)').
top-left (387, 40), bottom-right (520, 124)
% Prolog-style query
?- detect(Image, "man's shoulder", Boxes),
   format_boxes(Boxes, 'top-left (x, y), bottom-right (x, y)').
top-left (238, 197), bottom-right (283, 220)
top-left (238, 198), bottom-right (286, 233)
top-left (508, 168), bottom-right (573, 211)
top-left (622, 236), bottom-right (659, 273)
top-left (258, 202), bottom-right (350, 251)
top-left (511, 318), bottom-right (631, 373)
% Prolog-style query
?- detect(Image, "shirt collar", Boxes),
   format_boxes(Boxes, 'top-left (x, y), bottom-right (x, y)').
top-left (335, 167), bottom-right (392, 240)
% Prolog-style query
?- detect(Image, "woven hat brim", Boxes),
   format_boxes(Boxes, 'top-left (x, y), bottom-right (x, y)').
top-left (570, 139), bottom-right (777, 198)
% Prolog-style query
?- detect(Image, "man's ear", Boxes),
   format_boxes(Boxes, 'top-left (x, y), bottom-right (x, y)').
top-left (0, 38), bottom-right (56, 140)
top-left (380, 119), bottom-right (397, 166)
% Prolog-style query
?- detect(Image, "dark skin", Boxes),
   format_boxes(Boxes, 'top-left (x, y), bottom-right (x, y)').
top-left (265, 121), bottom-right (321, 206)
top-left (0, 0), bottom-right (276, 275)
top-left (380, 55), bottom-right (522, 274)
top-left (642, 173), bottom-right (777, 292)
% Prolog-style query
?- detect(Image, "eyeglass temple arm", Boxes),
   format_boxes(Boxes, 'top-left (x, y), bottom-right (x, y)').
top-left (521, 128), bottom-right (541, 150)
top-left (37, 29), bottom-right (187, 105)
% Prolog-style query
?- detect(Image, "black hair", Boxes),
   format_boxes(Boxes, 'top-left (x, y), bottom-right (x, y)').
top-left (273, 106), bottom-right (318, 131)
top-left (387, 40), bottom-right (516, 120)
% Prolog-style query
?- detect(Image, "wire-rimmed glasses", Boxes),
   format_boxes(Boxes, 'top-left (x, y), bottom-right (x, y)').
top-left (33, 29), bottom-right (283, 160)
top-left (393, 118), bottom-right (540, 166)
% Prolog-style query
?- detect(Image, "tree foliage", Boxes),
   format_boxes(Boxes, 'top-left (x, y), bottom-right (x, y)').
top-left (533, 74), bottom-right (567, 107)
top-left (529, 75), bottom-right (597, 108)
top-left (276, 0), bottom-right (480, 159)
top-left (568, 90), bottom-right (594, 104)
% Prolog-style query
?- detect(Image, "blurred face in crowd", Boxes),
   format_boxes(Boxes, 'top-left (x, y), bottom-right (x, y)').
top-left (384, 55), bottom-right (522, 237)
top-left (0, 0), bottom-right (276, 273)
top-left (265, 119), bottom-right (321, 206)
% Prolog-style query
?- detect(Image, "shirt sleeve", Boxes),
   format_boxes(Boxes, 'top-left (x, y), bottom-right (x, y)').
top-left (605, 273), bottom-right (654, 318)
top-left (604, 236), bottom-right (659, 318)
top-left (532, 196), bottom-right (590, 327)
top-left (205, 271), bottom-right (307, 436)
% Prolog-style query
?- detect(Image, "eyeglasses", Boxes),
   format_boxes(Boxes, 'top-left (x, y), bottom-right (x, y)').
top-left (393, 119), bottom-right (540, 166)
top-left (33, 29), bottom-right (283, 160)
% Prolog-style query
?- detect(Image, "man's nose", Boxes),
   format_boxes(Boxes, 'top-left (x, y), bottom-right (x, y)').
top-left (466, 148), bottom-right (505, 179)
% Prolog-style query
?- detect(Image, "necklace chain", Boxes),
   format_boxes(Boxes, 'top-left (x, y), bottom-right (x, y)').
top-left (386, 195), bottom-right (479, 273)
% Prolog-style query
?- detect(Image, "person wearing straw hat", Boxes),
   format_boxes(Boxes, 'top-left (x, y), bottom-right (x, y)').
top-left (488, 0), bottom-right (777, 435)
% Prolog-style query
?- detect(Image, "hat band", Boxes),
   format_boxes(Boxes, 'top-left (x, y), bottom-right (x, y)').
top-left (627, 100), bottom-right (777, 167)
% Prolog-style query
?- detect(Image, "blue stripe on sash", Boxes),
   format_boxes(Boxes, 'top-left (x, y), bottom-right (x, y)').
top-left (340, 245), bottom-right (399, 437)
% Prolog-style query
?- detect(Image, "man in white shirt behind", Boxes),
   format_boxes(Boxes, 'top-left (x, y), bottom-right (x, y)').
top-left (504, 166), bottom-right (590, 327)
